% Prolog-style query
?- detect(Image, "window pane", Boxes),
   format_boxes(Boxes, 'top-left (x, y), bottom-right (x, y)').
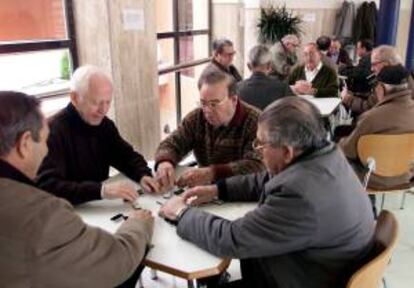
top-left (178, 0), bottom-right (209, 31)
top-left (0, 49), bottom-right (72, 96)
top-left (179, 35), bottom-right (209, 65)
top-left (158, 38), bottom-right (175, 70)
top-left (180, 63), bottom-right (208, 117)
top-left (155, 0), bottom-right (174, 33)
top-left (0, 0), bottom-right (67, 42)
top-left (159, 72), bottom-right (177, 140)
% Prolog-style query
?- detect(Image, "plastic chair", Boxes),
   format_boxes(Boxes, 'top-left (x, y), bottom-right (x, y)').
top-left (346, 210), bottom-right (399, 288)
top-left (357, 133), bottom-right (414, 210)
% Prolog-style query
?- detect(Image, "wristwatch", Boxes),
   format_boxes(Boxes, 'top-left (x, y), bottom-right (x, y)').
top-left (175, 205), bottom-right (190, 222)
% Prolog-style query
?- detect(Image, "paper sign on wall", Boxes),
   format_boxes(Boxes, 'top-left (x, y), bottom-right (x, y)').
top-left (123, 9), bottom-right (145, 31)
top-left (303, 13), bottom-right (316, 23)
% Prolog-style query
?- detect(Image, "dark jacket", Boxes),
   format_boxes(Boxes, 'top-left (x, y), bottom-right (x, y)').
top-left (177, 143), bottom-right (374, 288)
top-left (37, 103), bottom-right (152, 205)
top-left (238, 71), bottom-right (292, 110)
top-left (354, 2), bottom-right (377, 42)
top-left (288, 64), bottom-right (339, 98)
top-left (208, 59), bottom-right (243, 82)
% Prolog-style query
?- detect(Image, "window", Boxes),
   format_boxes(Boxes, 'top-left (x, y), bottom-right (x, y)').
top-left (0, 0), bottom-right (78, 98)
top-left (156, 0), bottom-right (211, 139)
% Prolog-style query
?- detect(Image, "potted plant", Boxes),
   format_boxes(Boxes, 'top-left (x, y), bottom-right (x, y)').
top-left (257, 5), bottom-right (302, 45)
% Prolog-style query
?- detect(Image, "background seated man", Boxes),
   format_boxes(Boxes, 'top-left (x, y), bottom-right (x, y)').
top-left (289, 43), bottom-right (339, 98)
top-left (208, 38), bottom-right (242, 82)
top-left (340, 64), bottom-right (414, 190)
top-left (238, 44), bottom-right (292, 110)
top-left (37, 65), bottom-right (159, 205)
top-left (155, 67), bottom-right (263, 190)
top-left (159, 97), bottom-right (374, 288)
top-left (269, 34), bottom-right (300, 81)
top-left (327, 37), bottom-right (353, 69)
top-left (0, 91), bottom-right (153, 287)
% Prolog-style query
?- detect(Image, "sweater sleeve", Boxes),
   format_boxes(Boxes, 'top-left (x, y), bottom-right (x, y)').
top-left (36, 127), bottom-right (102, 205)
top-left (107, 121), bottom-right (152, 182)
top-left (154, 111), bottom-right (198, 169)
top-left (314, 67), bottom-right (339, 98)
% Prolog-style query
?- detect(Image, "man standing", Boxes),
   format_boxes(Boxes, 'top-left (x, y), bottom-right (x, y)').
top-left (159, 97), bottom-right (374, 288)
top-left (289, 43), bottom-right (339, 98)
top-left (0, 91), bottom-right (153, 287)
top-left (155, 68), bottom-right (263, 190)
top-left (37, 65), bottom-right (159, 205)
top-left (238, 44), bottom-right (292, 110)
top-left (208, 38), bottom-right (243, 82)
top-left (270, 34), bottom-right (300, 80)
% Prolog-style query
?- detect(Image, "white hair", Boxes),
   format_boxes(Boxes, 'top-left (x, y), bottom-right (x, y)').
top-left (70, 65), bottom-right (110, 98)
top-left (282, 34), bottom-right (300, 45)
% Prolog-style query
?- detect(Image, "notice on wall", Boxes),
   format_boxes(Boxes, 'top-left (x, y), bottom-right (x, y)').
top-left (123, 9), bottom-right (145, 31)
top-left (302, 13), bottom-right (316, 23)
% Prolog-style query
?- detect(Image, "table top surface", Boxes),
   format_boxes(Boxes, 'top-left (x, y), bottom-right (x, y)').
top-left (298, 96), bottom-right (342, 117)
top-left (76, 191), bottom-right (256, 279)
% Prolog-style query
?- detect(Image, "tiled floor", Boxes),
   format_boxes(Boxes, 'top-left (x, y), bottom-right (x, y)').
top-left (138, 192), bottom-right (414, 288)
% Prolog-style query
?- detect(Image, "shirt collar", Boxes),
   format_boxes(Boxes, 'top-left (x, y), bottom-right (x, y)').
top-left (0, 159), bottom-right (35, 187)
top-left (305, 61), bottom-right (323, 74)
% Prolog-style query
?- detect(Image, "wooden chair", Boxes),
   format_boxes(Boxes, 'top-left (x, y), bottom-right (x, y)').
top-left (357, 133), bottom-right (414, 210)
top-left (346, 210), bottom-right (399, 288)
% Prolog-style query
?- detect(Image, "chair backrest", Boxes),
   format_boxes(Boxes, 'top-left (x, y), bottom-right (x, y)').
top-left (357, 133), bottom-right (414, 177)
top-left (346, 210), bottom-right (399, 288)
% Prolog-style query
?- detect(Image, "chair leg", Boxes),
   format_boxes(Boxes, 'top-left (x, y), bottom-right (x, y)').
top-left (380, 194), bottom-right (385, 210)
top-left (401, 191), bottom-right (407, 209)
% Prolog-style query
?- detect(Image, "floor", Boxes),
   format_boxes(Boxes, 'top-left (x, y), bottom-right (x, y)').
top-left (138, 192), bottom-right (414, 288)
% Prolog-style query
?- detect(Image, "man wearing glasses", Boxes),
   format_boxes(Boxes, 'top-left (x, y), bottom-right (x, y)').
top-left (155, 67), bottom-right (263, 190)
top-left (159, 97), bottom-right (374, 288)
top-left (208, 38), bottom-right (243, 82)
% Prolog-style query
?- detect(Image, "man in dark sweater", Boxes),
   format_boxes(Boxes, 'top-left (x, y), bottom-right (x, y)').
top-left (37, 65), bottom-right (159, 205)
top-left (289, 43), bottom-right (339, 98)
top-left (238, 44), bottom-right (292, 110)
top-left (207, 38), bottom-right (243, 82)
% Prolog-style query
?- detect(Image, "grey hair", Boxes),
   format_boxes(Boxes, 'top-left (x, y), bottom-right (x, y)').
top-left (0, 91), bottom-right (43, 157)
top-left (70, 65), bottom-right (110, 98)
top-left (383, 83), bottom-right (409, 93)
top-left (198, 66), bottom-right (238, 96)
top-left (248, 45), bottom-right (272, 68)
top-left (212, 38), bottom-right (234, 54)
top-left (372, 45), bottom-right (402, 65)
top-left (259, 97), bottom-right (327, 151)
top-left (282, 34), bottom-right (300, 45)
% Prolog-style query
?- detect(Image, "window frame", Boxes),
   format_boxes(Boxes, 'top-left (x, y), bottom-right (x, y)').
top-left (157, 0), bottom-right (212, 122)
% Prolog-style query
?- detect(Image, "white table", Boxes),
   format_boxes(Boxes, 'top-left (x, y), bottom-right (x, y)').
top-left (298, 95), bottom-right (342, 117)
top-left (76, 192), bottom-right (255, 287)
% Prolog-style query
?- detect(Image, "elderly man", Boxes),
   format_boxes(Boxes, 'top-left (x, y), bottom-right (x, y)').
top-left (155, 67), bottom-right (263, 190)
top-left (288, 43), bottom-right (339, 98)
top-left (37, 65), bottom-right (159, 205)
top-left (238, 44), bottom-right (292, 110)
top-left (208, 38), bottom-right (242, 82)
top-left (0, 91), bottom-right (153, 287)
top-left (340, 64), bottom-right (414, 189)
top-left (270, 34), bottom-right (300, 80)
top-left (327, 37), bottom-right (352, 68)
top-left (341, 45), bottom-right (411, 115)
top-left (159, 97), bottom-right (374, 288)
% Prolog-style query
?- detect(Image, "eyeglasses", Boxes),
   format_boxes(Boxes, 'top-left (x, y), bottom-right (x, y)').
top-left (371, 60), bottom-right (385, 67)
top-left (252, 138), bottom-right (272, 150)
top-left (198, 96), bottom-right (228, 110)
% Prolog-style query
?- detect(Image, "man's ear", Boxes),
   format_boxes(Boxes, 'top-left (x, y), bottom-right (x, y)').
top-left (282, 145), bottom-right (295, 165)
top-left (70, 91), bottom-right (79, 106)
top-left (15, 131), bottom-right (32, 160)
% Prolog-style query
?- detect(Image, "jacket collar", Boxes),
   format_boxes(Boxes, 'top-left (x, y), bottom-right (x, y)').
top-left (212, 59), bottom-right (231, 73)
top-left (375, 89), bottom-right (413, 108)
top-left (250, 71), bottom-right (268, 79)
top-left (0, 159), bottom-right (35, 187)
top-left (228, 100), bottom-right (246, 126)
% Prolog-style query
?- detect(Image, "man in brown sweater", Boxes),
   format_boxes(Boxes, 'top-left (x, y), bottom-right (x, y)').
top-left (155, 67), bottom-right (263, 189)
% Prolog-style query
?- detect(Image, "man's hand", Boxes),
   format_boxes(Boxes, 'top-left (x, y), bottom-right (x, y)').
top-left (155, 161), bottom-right (176, 191)
top-left (181, 185), bottom-right (219, 206)
top-left (341, 88), bottom-right (353, 106)
top-left (102, 182), bottom-right (139, 202)
top-left (128, 209), bottom-right (154, 228)
top-left (140, 176), bottom-right (160, 193)
top-left (292, 80), bottom-right (312, 95)
top-left (176, 167), bottom-right (214, 187)
top-left (158, 196), bottom-right (187, 220)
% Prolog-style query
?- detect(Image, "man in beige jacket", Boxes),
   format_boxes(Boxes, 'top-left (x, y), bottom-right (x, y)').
top-left (0, 91), bottom-right (153, 288)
